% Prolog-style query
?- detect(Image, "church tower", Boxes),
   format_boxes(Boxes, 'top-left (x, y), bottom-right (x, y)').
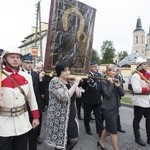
top-left (145, 27), bottom-right (150, 56)
top-left (132, 17), bottom-right (145, 57)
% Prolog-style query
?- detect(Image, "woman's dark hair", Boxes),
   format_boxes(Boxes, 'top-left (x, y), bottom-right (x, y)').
top-left (55, 60), bottom-right (71, 77)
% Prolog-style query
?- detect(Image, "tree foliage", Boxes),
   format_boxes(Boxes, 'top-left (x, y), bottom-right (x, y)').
top-left (118, 50), bottom-right (128, 61)
top-left (91, 49), bottom-right (101, 65)
top-left (101, 40), bottom-right (116, 64)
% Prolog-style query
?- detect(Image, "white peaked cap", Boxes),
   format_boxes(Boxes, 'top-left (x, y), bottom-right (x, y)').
top-left (136, 57), bottom-right (147, 67)
top-left (2, 47), bottom-right (22, 58)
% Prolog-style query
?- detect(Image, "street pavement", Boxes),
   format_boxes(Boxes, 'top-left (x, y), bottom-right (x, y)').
top-left (38, 93), bottom-right (150, 150)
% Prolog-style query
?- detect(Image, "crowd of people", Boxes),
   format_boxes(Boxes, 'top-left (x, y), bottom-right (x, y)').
top-left (44, 60), bottom-right (126, 150)
top-left (0, 48), bottom-right (150, 150)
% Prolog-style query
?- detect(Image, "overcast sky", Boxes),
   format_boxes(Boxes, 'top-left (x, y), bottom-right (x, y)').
top-left (0, 0), bottom-right (150, 55)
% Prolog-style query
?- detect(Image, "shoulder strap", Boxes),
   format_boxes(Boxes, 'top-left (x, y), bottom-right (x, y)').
top-left (136, 71), bottom-right (150, 86)
top-left (2, 70), bottom-right (28, 101)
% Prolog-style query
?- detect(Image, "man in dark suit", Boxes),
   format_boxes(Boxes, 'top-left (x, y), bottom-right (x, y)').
top-left (38, 72), bottom-right (51, 112)
top-left (22, 53), bottom-right (43, 150)
top-left (82, 61), bottom-right (103, 136)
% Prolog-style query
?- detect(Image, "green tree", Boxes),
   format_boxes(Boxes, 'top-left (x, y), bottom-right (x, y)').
top-left (101, 40), bottom-right (116, 64)
top-left (118, 50), bottom-right (128, 61)
top-left (91, 49), bottom-right (101, 65)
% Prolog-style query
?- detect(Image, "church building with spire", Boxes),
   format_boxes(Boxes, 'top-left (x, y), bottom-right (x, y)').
top-left (132, 16), bottom-right (150, 57)
top-left (117, 16), bottom-right (150, 67)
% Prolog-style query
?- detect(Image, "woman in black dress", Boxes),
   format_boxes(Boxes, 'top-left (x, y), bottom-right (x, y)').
top-left (45, 60), bottom-right (82, 150)
top-left (98, 64), bottom-right (125, 150)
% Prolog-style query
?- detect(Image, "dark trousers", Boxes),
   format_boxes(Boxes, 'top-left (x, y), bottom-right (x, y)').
top-left (76, 97), bottom-right (83, 118)
top-left (28, 113), bottom-right (42, 150)
top-left (83, 103), bottom-right (103, 134)
top-left (0, 133), bottom-right (28, 150)
top-left (133, 106), bottom-right (150, 138)
top-left (28, 127), bottom-right (39, 150)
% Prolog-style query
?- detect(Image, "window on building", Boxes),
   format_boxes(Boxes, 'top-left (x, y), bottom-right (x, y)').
top-left (135, 36), bottom-right (138, 43)
top-left (141, 36), bottom-right (144, 43)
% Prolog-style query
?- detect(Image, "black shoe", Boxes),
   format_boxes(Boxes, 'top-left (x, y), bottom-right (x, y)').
top-left (86, 131), bottom-right (93, 135)
top-left (97, 141), bottom-right (108, 150)
top-left (135, 138), bottom-right (146, 146)
top-left (118, 128), bottom-right (126, 133)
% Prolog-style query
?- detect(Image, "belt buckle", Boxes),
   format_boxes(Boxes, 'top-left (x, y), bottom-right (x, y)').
top-left (11, 107), bottom-right (17, 117)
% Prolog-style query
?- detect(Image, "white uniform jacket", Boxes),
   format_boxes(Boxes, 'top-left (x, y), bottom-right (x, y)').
top-left (131, 71), bottom-right (150, 108)
top-left (0, 67), bottom-right (39, 137)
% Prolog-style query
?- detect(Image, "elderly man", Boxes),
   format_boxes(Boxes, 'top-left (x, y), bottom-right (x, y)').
top-left (82, 61), bottom-right (104, 137)
top-left (131, 57), bottom-right (150, 146)
top-left (0, 49), bottom-right (39, 150)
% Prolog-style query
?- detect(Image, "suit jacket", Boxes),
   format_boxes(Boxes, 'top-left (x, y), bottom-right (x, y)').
top-left (101, 80), bottom-right (125, 110)
top-left (82, 72), bottom-right (102, 105)
top-left (39, 74), bottom-right (51, 106)
top-left (22, 69), bottom-right (42, 117)
top-left (30, 70), bottom-right (42, 114)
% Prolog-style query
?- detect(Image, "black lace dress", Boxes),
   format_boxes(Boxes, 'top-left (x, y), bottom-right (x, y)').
top-left (66, 83), bottom-right (79, 139)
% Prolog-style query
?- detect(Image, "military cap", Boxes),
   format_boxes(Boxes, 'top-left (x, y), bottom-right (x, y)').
top-left (90, 61), bottom-right (97, 66)
top-left (22, 53), bottom-right (34, 62)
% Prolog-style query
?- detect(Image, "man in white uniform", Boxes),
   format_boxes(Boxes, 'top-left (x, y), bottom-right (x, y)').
top-left (131, 57), bottom-right (150, 146)
top-left (0, 49), bottom-right (40, 150)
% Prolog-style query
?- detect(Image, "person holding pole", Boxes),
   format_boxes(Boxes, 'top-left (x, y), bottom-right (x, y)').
top-left (131, 57), bottom-right (150, 146)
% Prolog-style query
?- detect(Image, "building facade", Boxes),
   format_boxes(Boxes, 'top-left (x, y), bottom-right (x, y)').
top-left (118, 17), bottom-right (150, 67)
top-left (132, 16), bottom-right (150, 57)
top-left (19, 22), bottom-right (48, 62)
